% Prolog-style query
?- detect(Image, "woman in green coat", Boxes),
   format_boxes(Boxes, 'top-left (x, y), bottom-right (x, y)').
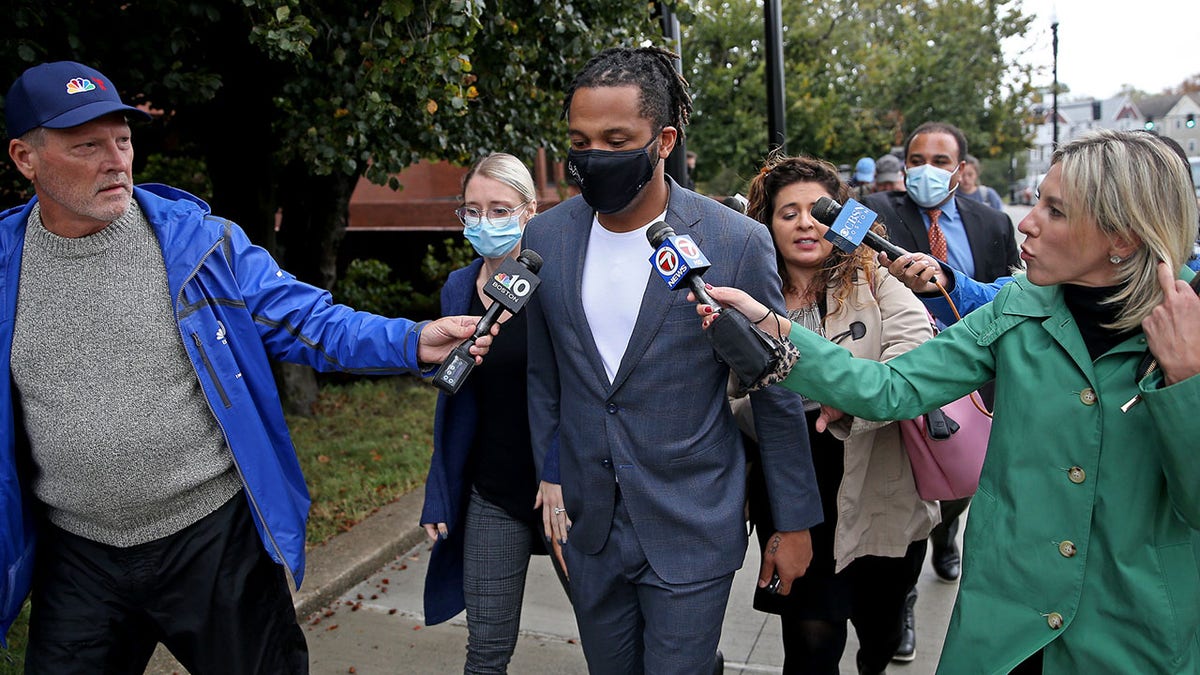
top-left (697, 129), bottom-right (1200, 674)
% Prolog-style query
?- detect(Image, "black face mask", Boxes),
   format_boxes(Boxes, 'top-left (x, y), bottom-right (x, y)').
top-left (566, 135), bottom-right (660, 214)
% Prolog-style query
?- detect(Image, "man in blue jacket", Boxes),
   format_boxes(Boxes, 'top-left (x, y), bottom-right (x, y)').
top-left (0, 61), bottom-right (491, 673)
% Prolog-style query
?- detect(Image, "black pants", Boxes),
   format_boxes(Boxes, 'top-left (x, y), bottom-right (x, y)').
top-left (747, 412), bottom-right (927, 675)
top-left (26, 495), bottom-right (308, 675)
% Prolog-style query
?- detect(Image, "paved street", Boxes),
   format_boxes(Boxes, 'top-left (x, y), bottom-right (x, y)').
top-left (303, 525), bottom-right (964, 674)
top-left (148, 200), bottom-right (1027, 675)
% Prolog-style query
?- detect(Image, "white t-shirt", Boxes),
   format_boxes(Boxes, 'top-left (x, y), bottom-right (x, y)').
top-left (580, 210), bottom-right (667, 382)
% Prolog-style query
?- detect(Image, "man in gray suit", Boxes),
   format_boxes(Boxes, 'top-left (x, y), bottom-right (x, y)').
top-left (524, 47), bottom-right (822, 674)
top-left (862, 121), bottom-right (1020, 663)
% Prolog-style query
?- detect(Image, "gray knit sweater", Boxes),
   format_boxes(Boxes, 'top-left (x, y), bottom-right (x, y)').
top-left (10, 201), bottom-right (241, 547)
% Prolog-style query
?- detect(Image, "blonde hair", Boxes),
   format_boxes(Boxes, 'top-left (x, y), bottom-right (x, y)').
top-left (1052, 129), bottom-right (1198, 330)
top-left (462, 153), bottom-right (536, 205)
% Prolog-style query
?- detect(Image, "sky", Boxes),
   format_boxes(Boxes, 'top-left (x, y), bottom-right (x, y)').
top-left (1005, 0), bottom-right (1198, 101)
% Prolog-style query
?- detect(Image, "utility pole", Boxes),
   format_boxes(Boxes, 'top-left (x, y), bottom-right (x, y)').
top-left (657, 2), bottom-right (688, 186)
top-left (1051, 10), bottom-right (1059, 148)
top-left (764, 0), bottom-right (786, 153)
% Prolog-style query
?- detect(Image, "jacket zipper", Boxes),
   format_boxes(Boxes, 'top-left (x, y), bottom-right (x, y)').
top-left (191, 333), bottom-right (231, 408)
top-left (176, 238), bottom-right (297, 588)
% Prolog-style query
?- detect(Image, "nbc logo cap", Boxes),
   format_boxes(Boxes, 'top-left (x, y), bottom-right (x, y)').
top-left (5, 61), bottom-right (150, 139)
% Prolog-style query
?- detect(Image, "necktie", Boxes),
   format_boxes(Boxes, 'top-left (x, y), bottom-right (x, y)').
top-left (926, 209), bottom-right (948, 261)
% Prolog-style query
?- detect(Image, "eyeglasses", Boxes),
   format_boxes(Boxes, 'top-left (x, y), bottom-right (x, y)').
top-left (454, 202), bottom-right (529, 228)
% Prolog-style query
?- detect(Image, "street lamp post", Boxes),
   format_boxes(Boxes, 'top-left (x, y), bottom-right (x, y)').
top-left (1051, 11), bottom-right (1059, 148)
top-left (764, 0), bottom-right (786, 153)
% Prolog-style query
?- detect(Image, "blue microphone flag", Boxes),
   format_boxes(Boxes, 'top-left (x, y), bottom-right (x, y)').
top-left (650, 233), bottom-right (711, 290)
top-left (823, 197), bottom-right (879, 254)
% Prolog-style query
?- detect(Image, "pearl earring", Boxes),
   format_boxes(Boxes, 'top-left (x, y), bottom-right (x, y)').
top-left (1109, 255), bottom-right (1122, 264)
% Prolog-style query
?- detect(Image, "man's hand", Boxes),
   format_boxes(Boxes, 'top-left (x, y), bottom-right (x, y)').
top-left (880, 251), bottom-right (944, 294)
top-left (758, 529), bottom-right (813, 596)
top-left (417, 315), bottom-right (497, 365)
top-left (1143, 262), bottom-right (1200, 386)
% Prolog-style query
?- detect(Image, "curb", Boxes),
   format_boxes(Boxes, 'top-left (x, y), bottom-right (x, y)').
top-left (293, 485), bottom-right (428, 619)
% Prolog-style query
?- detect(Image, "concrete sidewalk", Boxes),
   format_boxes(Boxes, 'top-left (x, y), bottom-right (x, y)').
top-left (149, 485), bottom-right (961, 674)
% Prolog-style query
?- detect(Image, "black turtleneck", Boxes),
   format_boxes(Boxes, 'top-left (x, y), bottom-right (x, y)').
top-left (1062, 284), bottom-right (1139, 361)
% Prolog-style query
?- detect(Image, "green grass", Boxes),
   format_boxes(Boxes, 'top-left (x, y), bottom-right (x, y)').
top-left (291, 375), bottom-right (437, 545)
top-left (0, 375), bottom-right (437, 671)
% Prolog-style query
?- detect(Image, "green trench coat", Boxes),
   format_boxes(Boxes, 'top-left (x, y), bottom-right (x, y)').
top-left (778, 272), bottom-right (1200, 674)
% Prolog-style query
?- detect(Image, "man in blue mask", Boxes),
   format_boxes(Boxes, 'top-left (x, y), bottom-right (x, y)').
top-left (522, 46), bottom-right (821, 675)
top-left (862, 121), bottom-right (1020, 663)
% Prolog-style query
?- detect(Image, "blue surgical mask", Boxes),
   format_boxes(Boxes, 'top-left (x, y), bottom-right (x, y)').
top-left (463, 215), bottom-right (524, 259)
top-left (905, 163), bottom-right (960, 208)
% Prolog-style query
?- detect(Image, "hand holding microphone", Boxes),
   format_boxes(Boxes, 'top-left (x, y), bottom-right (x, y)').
top-left (432, 249), bottom-right (543, 394)
top-left (647, 222), bottom-right (784, 389)
top-left (811, 196), bottom-right (949, 287)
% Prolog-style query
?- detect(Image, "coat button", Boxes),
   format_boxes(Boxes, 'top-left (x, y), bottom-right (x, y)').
top-left (601, 459), bottom-right (612, 468)
top-left (1058, 540), bottom-right (1077, 557)
top-left (1068, 466), bottom-right (1086, 483)
top-left (1047, 612), bottom-right (1064, 630)
top-left (1079, 388), bottom-right (1097, 406)
top-left (606, 403), bottom-right (618, 414)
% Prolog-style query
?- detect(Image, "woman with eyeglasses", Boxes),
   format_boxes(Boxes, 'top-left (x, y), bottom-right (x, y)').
top-left (420, 153), bottom-right (569, 673)
top-left (736, 154), bottom-right (939, 675)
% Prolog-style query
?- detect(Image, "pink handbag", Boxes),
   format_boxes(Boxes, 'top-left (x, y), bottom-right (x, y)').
top-left (899, 393), bottom-right (992, 501)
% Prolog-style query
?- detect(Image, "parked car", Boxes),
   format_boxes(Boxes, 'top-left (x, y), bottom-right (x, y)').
top-left (1011, 173), bottom-right (1046, 206)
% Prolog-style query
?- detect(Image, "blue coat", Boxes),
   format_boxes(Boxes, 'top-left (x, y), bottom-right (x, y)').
top-left (0, 184), bottom-right (430, 643)
top-left (419, 258), bottom-right (481, 625)
top-left (524, 179), bottom-right (823, 584)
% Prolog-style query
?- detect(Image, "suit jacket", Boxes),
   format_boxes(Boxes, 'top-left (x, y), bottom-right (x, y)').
top-left (862, 190), bottom-right (1020, 283)
top-left (523, 178), bottom-right (822, 584)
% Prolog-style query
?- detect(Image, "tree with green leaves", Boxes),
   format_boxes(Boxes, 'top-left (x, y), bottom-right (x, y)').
top-left (1, 1), bottom-right (664, 410)
top-left (683, 0), bottom-right (1036, 196)
top-left (2, 1), bottom-right (661, 285)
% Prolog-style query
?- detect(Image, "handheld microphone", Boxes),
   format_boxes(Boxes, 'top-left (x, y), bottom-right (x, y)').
top-left (646, 221), bottom-right (782, 389)
top-left (811, 196), bottom-right (911, 261)
top-left (647, 221), bottom-right (720, 309)
top-left (432, 249), bottom-right (544, 395)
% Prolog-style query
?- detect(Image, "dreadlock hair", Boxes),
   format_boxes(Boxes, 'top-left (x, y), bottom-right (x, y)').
top-left (746, 152), bottom-right (888, 319)
top-left (562, 46), bottom-right (693, 139)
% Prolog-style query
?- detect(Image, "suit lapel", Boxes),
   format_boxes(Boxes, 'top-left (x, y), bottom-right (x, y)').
top-left (558, 199), bottom-right (615, 387)
top-left (608, 178), bottom-right (695, 393)
top-left (894, 193), bottom-right (931, 254)
top-left (956, 197), bottom-right (995, 282)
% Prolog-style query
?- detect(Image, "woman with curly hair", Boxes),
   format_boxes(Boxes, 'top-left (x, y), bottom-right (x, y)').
top-left (736, 155), bottom-right (939, 674)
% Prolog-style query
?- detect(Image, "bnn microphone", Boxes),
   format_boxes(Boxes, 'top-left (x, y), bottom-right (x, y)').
top-left (432, 249), bottom-right (543, 395)
top-left (646, 221), bottom-right (780, 389)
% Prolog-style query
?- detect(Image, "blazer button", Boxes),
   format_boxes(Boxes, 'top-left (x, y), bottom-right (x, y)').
top-left (1068, 466), bottom-right (1086, 484)
top-left (1079, 388), bottom-right (1097, 406)
top-left (1046, 612), bottom-right (1064, 630)
top-left (1058, 540), bottom-right (1077, 558)
top-left (606, 403), bottom-right (618, 414)
top-left (601, 459), bottom-right (612, 468)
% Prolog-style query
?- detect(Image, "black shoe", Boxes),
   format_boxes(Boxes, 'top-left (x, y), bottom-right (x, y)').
top-left (713, 649), bottom-right (724, 674)
top-left (932, 539), bottom-right (961, 582)
top-left (893, 587), bottom-right (917, 663)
